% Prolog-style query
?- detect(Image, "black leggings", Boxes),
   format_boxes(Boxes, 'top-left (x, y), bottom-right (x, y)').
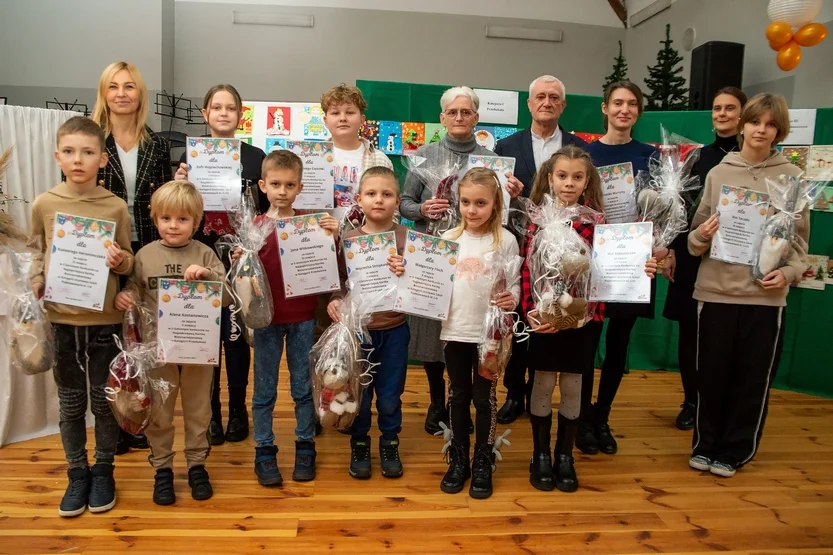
top-left (582, 316), bottom-right (637, 408)
top-left (444, 342), bottom-right (497, 445)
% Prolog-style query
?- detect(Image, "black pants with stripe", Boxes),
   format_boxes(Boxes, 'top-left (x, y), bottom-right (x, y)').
top-left (693, 302), bottom-right (786, 468)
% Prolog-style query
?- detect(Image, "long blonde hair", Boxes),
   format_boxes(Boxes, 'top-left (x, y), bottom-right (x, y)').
top-left (91, 61), bottom-right (151, 147)
top-left (530, 146), bottom-right (604, 211)
top-left (448, 167), bottom-right (504, 248)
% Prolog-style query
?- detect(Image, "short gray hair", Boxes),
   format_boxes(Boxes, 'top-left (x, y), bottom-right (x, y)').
top-left (440, 86), bottom-right (480, 111)
top-left (529, 75), bottom-right (566, 98)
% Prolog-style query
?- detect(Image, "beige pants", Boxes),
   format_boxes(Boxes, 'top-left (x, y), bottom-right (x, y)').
top-left (145, 364), bottom-right (213, 470)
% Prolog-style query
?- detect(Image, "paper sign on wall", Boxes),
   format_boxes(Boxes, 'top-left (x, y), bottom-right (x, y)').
top-left (473, 89), bottom-right (519, 126)
top-left (783, 109), bottom-right (817, 145)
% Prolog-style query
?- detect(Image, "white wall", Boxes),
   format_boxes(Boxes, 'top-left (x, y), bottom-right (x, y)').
top-left (173, 2), bottom-right (626, 103)
top-left (624, 0), bottom-right (833, 108)
top-left (175, 0), bottom-right (624, 27)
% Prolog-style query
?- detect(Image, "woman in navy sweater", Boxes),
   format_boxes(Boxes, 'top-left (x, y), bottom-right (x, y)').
top-left (579, 81), bottom-right (660, 456)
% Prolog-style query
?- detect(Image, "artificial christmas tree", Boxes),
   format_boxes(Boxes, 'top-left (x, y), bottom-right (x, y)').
top-left (644, 24), bottom-right (689, 111)
top-left (603, 41), bottom-right (629, 92)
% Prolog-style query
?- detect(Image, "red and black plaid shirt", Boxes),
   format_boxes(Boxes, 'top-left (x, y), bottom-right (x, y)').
top-left (520, 212), bottom-right (605, 323)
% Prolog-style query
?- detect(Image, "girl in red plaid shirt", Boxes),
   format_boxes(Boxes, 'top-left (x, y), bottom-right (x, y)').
top-left (521, 146), bottom-right (657, 493)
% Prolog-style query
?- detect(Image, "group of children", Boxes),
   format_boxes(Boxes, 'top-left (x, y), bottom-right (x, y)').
top-left (26, 78), bottom-right (806, 517)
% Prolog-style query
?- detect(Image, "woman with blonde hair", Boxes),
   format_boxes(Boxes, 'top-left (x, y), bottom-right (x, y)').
top-left (93, 61), bottom-right (171, 252)
top-left (92, 61), bottom-right (171, 454)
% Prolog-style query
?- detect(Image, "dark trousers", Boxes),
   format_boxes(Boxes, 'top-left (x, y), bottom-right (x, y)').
top-left (678, 303), bottom-right (698, 405)
top-left (444, 341), bottom-right (497, 445)
top-left (351, 324), bottom-right (410, 439)
top-left (211, 306), bottom-right (251, 418)
top-left (582, 317), bottom-right (637, 408)
top-left (502, 331), bottom-right (533, 403)
top-left (53, 323), bottom-right (121, 468)
top-left (693, 302), bottom-right (785, 468)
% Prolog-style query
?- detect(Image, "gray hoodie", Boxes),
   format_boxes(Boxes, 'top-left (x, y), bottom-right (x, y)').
top-left (688, 151), bottom-right (808, 307)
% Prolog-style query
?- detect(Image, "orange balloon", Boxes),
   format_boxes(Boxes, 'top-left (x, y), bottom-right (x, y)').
top-left (766, 21), bottom-right (794, 48)
top-left (794, 22), bottom-right (828, 47)
top-left (777, 41), bottom-right (802, 71)
top-left (769, 40), bottom-right (783, 51)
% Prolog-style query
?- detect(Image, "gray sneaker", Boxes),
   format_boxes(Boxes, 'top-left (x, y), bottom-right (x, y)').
top-left (88, 463), bottom-right (116, 513)
top-left (689, 455), bottom-right (712, 471)
top-left (58, 467), bottom-right (90, 518)
top-left (379, 437), bottom-right (403, 478)
top-left (709, 460), bottom-right (737, 477)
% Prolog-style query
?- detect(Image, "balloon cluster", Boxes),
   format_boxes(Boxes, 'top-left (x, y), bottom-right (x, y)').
top-left (766, 0), bottom-right (828, 71)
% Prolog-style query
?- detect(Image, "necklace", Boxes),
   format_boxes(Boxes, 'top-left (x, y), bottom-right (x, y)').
top-left (742, 152), bottom-right (776, 181)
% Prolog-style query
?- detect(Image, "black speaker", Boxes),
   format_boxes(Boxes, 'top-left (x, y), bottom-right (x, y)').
top-left (689, 41), bottom-right (745, 110)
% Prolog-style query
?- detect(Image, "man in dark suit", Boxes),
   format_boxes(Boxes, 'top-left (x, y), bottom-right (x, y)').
top-left (495, 75), bottom-right (589, 424)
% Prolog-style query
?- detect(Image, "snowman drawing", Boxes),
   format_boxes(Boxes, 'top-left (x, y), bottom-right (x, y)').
top-left (386, 133), bottom-right (396, 152)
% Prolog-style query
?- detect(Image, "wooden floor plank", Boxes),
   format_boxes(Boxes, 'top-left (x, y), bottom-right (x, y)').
top-left (0, 368), bottom-right (831, 554)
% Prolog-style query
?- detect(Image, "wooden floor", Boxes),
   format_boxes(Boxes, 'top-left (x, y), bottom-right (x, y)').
top-left (1, 368), bottom-right (832, 555)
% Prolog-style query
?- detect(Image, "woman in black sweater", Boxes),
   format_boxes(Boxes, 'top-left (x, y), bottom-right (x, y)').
top-left (662, 87), bottom-right (747, 430)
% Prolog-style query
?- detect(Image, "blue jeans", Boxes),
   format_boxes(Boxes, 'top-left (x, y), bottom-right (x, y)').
top-left (350, 323), bottom-right (410, 440)
top-left (252, 319), bottom-right (316, 446)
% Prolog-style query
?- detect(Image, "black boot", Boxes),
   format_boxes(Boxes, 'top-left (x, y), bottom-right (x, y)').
top-left (594, 404), bottom-right (618, 455)
top-left (496, 398), bottom-right (524, 425)
top-left (440, 441), bottom-right (470, 494)
top-left (225, 387), bottom-right (249, 442)
top-left (469, 443), bottom-right (494, 499)
top-left (675, 401), bottom-right (696, 431)
top-left (554, 413), bottom-right (579, 493)
top-left (425, 403), bottom-right (448, 436)
top-left (529, 413), bottom-right (555, 491)
top-left (575, 405), bottom-right (599, 455)
top-left (209, 417), bottom-right (225, 446)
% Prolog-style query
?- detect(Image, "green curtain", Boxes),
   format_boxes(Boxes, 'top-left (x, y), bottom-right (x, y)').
top-left (357, 79), bottom-right (833, 398)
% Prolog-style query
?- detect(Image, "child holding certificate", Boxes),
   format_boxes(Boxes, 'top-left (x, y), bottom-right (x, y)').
top-left (247, 150), bottom-right (338, 486)
top-left (29, 116), bottom-right (134, 517)
top-left (175, 84), bottom-right (266, 446)
top-left (327, 166), bottom-right (409, 480)
top-left (687, 93), bottom-right (806, 478)
top-left (520, 146), bottom-right (657, 493)
top-left (114, 180), bottom-right (229, 506)
top-left (439, 168), bottom-right (520, 500)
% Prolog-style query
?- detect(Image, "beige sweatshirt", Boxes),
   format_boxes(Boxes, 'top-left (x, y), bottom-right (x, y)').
top-left (29, 183), bottom-right (134, 326)
top-left (688, 151), bottom-right (808, 307)
top-left (132, 240), bottom-right (230, 312)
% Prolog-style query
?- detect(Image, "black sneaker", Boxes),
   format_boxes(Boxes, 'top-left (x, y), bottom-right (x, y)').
top-left (292, 441), bottom-right (316, 482)
top-left (379, 437), bottom-right (403, 478)
top-left (126, 433), bottom-right (149, 449)
top-left (210, 418), bottom-right (225, 446)
top-left (152, 468), bottom-right (176, 506)
top-left (675, 402), bottom-right (696, 431)
top-left (88, 463), bottom-right (116, 513)
top-left (58, 467), bottom-right (90, 518)
top-left (469, 443), bottom-right (493, 499)
top-left (188, 465), bottom-right (213, 500)
top-left (254, 445), bottom-right (283, 486)
top-left (349, 436), bottom-right (371, 479)
top-left (225, 407), bottom-right (249, 442)
top-left (440, 441), bottom-right (470, 494)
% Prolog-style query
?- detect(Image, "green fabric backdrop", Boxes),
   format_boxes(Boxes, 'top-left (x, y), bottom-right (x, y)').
top-left (357, 79), bottom-right (833, 398)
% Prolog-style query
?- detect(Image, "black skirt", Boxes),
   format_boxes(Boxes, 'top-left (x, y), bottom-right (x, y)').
top-left (527, 322), bottom-right (600, 374)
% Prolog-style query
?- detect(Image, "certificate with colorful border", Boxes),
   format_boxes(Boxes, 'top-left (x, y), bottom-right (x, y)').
top-left (711, 185), bottom-right (770, 266)
top-left (597, 163), bottom-right (638, 224)
top-left (343, 232), bottom-right (399, 312)
top-left (394, 231), bottom-right (458, 320)
top-left (157, 279), bottom-right (223, 365)
top-left (589, 222), bottom-right (653, 303)
top-left (277, 213), bottom-right (340, 298)
top-left (186, 137), bottom-right (243, 211)
top-left (44, 213), bottom-right (115, 312)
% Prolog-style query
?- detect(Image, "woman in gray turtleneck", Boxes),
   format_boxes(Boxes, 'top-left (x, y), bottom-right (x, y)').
top-left (400, 86), bottom-right (495, 436)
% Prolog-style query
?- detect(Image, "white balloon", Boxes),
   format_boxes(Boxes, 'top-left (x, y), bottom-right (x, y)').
top-left (767, 0), bottom-right (823, 28)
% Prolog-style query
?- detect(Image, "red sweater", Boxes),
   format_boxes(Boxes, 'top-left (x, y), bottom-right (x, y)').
top-left (256, 214), bottom-right (318, 325)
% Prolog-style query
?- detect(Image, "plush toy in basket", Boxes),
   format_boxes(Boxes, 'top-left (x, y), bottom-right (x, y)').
top-left (310, 292), bottom-right (374, 431)
top-left (526, 196), bottom-right (599, 331)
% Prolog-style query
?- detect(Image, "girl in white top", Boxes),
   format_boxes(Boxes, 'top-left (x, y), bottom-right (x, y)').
top-left (439, 167), bottom-right (519, 500)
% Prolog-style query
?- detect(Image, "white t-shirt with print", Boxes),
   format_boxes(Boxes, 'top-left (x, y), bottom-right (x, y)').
top-left (439, 226), bottom-right (520, 343)
top-left (333, 144), bottom-right (366, 221)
